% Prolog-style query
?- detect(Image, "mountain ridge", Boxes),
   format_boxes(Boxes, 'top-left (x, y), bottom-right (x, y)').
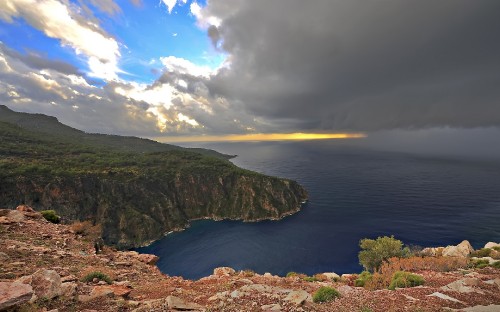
top-left (0, 104), bottom-right (233, 159)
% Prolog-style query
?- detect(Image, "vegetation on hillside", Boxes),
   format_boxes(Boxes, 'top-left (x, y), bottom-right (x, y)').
top-left (0, 107), bottom-right (307, 248)
top-left (0, 121), bottom-right (246, 179)
top-left (358, 235), bottom-right (409, 272)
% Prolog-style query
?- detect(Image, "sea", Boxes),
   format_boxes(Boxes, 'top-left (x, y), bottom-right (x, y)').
top-left (136, 140), bottom-right (500, 280)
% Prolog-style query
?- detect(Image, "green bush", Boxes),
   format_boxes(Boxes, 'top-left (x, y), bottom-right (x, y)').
top-left (358, 236), bottom-right (407, 272)
top-left (303, 276), bottom-right (318, 282)
top-left (81, 271), bottom-right (112, 284)
top-left (388, 271), bottom-right (424, 290)
top-left (286, 272), bottom-right (298, 277)
top-left (491, 261), bottom-right (500, 269)
top-left (354, 271), bottom-right (372, 287)
top-left (471, 248), bottom-right (492, 258)
top-left (40, 210), bottom-right (60, 224)
top-left (472, 259), bottom-right (490, 269)
top-left (312, 286), bottom-right (341, 303)
top-left (492, 246), bottom-right (500, 252)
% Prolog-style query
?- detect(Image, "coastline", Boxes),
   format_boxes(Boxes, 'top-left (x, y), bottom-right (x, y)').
top-left (133, 200), bottom-right (307, 249)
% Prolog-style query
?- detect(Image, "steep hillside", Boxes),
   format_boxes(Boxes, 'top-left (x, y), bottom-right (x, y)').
top-left (0, 105), bottom-right (232, 158)
top-left (0, 107), bottom-right (307, 248)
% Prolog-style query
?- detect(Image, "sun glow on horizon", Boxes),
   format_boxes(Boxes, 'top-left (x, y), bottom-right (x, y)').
top-left (154, 132), bottom-right (367, 143)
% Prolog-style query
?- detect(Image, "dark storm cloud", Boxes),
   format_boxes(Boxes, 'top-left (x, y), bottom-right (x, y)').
top-left (2, 44), bottom-right (81, 76)
top-left (202, 0), bottom-right (500, 131)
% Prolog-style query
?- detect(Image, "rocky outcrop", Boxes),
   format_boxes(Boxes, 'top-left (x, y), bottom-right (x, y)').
top-left (1, 171), bottom-right (307, 249)
top-left (485, 242), bottom-right (500, 249)
top-left (423, 240), bottom-right (474, 258)
top-left (17, 269), bottom-right (63, 300)
top-left (1, 213), bottom-right (500, 312)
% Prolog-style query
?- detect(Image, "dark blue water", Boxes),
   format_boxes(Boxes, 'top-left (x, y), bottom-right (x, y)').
top-left (137, 141), bottom-right (500, 280)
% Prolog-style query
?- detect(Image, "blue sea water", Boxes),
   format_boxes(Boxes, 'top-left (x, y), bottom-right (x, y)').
top-left (136, 140), bottom-right (500, 280)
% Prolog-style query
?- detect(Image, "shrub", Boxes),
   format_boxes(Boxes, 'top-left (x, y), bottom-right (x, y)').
top-left (312, 286), bottom-right (341, 303)
top-left (303, 276), bottom-right (319, 282)
top-left (472, 259), bottom-right (490, 269)
top-left (383, 256), bottom-right (469, 273)
top-left (313, 273), bottom-right (329, 282)
top-left (388, 271), bottom-right (424, 290)
top-left (493, 247), bottom-right (500, 252)
top-left (358, 236), bottom-right (407, 272)
top-left (471, 248), bottom-right (492, 258)
top-left (491, 261), bottom-right (500, 269)
top-left (81, 271), bottom-right (112, 284)
top-left (241, 269), bottom-right (255, 277)
top-left (354, 271), bottom-right (372, 287)
top-left (286, 272), bottom-right (298, 278)
top-left (40, 210), bottom-right (60, 224)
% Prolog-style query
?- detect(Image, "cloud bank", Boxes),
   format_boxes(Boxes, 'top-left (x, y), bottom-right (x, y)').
top-left (197, 0), bottom-right (500, 131)
top-left (1, 0), bottom-right (500, 141)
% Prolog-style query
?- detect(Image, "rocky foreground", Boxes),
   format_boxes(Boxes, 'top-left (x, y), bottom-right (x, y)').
top-left (1, 207), bottom-right (500, 312)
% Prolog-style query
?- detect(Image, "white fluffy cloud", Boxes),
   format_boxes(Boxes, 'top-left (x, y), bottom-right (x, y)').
top-left (0, 43), bottom-right (262, 136)
top-left (0, 0), bottom-right (121, 80)
top-left (160, 56), bottom-right (214, 78)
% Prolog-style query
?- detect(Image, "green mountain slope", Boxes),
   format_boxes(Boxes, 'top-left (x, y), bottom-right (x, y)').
top-left (0, 105), bottom-right (232, 158)
top-left (0, 106), bottom-right (307, 248)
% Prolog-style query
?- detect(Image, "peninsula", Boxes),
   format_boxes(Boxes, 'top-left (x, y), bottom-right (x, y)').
top-left (0, 105), bottom-right (307, 249)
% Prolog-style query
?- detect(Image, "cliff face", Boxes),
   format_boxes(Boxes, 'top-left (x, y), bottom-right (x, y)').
top-left (1, 173), bottom-right (306, 248)
top-left (0, 106), bottom-right (307, 249)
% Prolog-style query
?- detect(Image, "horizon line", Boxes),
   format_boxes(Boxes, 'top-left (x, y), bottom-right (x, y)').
top-left (153, 132), bottom-right (367, 143)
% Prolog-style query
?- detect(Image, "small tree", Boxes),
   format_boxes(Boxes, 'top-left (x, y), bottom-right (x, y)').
top-left (358, 236), bottom-right (407, 272)
top-left (41, 210), bottom-right (60, 224)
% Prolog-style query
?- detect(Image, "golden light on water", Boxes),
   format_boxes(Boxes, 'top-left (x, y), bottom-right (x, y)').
top-left (155, 132), bottom-right (366, 143)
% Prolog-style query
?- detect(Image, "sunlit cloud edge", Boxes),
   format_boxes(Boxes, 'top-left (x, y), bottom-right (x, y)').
top-left (153, 133), bottom-right (367, 143)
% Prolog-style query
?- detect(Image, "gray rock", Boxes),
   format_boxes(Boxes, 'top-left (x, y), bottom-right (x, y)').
top-left (0, 282), bottom-right (33, 310)
top-left (166, 296), bottom-right (205, 311)
top-left (283, 290), bottom-right (310, 305)
top-left (261, 303), bottom-right (281, 311)
top-left (18, 269), bottom-right (63, 299)
top-left (442, 240), bottom-right (474, 257)
top-left (484, 278), bottom-right (500, 289)
top-left (427, 292), bottom-right (463, 303)
top-left (484, 242), bottom-right (500, 249)
top-left (441, 278), bottom-right (483, 294)
top-left (322, 272), bottom-right (340, 280)
top-left (61, 282), bottom-right (77, 297)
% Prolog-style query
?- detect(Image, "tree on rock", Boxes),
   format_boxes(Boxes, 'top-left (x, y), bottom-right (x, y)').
top-left (358, 235), bottom-right (408, 272)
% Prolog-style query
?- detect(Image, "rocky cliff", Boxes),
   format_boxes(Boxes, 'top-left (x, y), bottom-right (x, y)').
top-left (1, 171), bottom-right (306, 249)
top-left (0, 106), bottom-right (307, 248)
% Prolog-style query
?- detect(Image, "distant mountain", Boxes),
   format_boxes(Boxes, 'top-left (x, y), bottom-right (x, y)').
top-left (0, 105), bottom-right (307, 248)
top-left (0, 105), bottom-right (232, 159)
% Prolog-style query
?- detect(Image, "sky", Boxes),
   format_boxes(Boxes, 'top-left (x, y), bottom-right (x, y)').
top-left (1, 0), bottom-right (500, 153)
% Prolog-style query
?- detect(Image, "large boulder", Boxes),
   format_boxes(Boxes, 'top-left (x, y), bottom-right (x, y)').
top-left (0, 282), bottom-right (33, 310)
top-left (18, 269), bottom-right (63, 299)
top-left (0, 209), bottom-right (25, 223)
top-left (442, 240), bottom-right (474, 258)
top-left (137, 254), bottom-right (159, 265)
top-left (485, 242), bottom-right (500, 249)
top-left (322, 272), bottom-right (340, 280)
top-left (213, 267), bottom-right (236, 277)
top-left (283, 290), bottom-right (311, 305)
